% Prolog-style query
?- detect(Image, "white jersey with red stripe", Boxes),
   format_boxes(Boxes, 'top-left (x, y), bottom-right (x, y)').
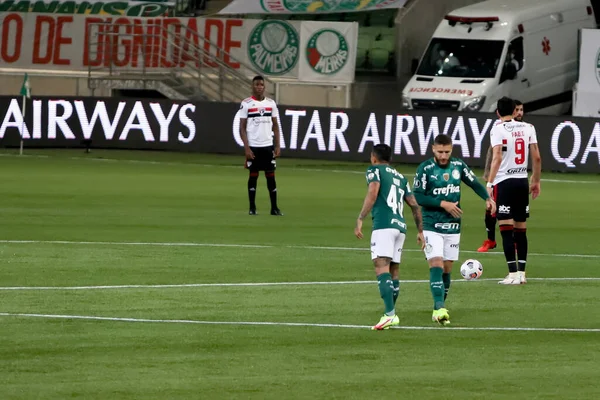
top-left (490, 119), bottom-right (538, 185)
top-left (239, 96), bottom-right (279, 147)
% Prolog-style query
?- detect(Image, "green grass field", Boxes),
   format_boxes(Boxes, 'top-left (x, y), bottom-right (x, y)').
top-left (0, 149), bottom-right (599, 399)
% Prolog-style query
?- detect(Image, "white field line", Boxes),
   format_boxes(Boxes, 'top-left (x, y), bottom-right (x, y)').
top-left (0, 277), bottom-right (599, 291)
top-left (1, 153), bottom-right (597, 184)
top-left (1, 312), bottom-right (598, 333)
top-left (0, 239), bottom-right (598, 259)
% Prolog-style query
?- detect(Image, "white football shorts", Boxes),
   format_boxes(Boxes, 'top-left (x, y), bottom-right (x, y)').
top-left (423, 230), bottom-right (461, 261)
top-left (370, 228), bottom-right (406, 263)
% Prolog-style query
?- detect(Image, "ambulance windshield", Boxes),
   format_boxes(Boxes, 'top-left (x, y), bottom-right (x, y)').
top-left (417, 38), bottom-right (505, 78)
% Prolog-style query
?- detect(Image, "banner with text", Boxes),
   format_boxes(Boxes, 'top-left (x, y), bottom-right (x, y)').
top-left (219, 0), bottom-right (408, 14)
top-left (0, 0), bottom-right (174, 16)
top-left (0, 96), bottom-right (201, 150)
top-left (1, 96), bottom-right (600, 173)
top-left (0, 13), bottom-right (357, 82)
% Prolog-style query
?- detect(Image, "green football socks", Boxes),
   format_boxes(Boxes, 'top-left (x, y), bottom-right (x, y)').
top-left (377, 273), bottom-right (395, 316)
top-left (442, 272), bottom-right (451, 301)
top-left (392, 279), bottom-right (400, 305)
top-left (430, 267), bottom-right (445, 310)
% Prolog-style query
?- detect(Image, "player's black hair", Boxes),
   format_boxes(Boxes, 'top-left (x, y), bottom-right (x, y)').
top-left (514, 99), bottom-right (523, 106)
top-left (372, 144), bottom-right (392, 163)
top-left (433, 134), bottom-right (452, 146)
top-left (497, 96), bottom-right (516, 117)
top-left (252, 75), bottom-right (265, 83)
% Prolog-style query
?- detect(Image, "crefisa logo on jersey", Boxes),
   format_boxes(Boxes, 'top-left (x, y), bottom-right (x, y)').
top-left (433, 184), bottom-right (460, 195)
top-left (248, 20), bottom-right (299, 76)
top-left (306, 29), bottom-right (349, 75)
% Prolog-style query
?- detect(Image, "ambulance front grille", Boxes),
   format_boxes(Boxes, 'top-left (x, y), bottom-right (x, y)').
top-left (412, 99), bottom-right (460, 111)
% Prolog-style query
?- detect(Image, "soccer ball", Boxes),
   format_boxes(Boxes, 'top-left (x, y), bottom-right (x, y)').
top-left (460, 259), bottom-right (483, 280)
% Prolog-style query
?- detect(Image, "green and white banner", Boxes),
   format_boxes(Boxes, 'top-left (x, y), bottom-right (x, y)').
top-left (247, 19), bottom-right (302, 77)
top-left (299, 21), bottom-right (358, 82)
top-left (0, 14), bottom-right (358, 82)
top-left (219, 0), bottom-right (407, 14)
top-left (0, 0), bottom-right (174, 16)
top-left (244, 19), bottom-right (358, 82)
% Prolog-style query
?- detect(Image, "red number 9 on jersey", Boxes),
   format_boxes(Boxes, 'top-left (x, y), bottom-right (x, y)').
top-left (514, 138), bottom-right (525, 165)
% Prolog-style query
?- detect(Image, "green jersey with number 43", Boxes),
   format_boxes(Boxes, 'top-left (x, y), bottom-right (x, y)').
top-left (365, 165), bottom-right (412, 233)
top-left (413, 158), bottom-right (488, 234)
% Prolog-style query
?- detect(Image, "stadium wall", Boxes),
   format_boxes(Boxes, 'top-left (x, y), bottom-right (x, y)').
top-left (0, 74), bottom-right (111, 97)
top-left (0, 96), bottom-right (598, 173)
top-left (0, 75), bottom-right (348, 108)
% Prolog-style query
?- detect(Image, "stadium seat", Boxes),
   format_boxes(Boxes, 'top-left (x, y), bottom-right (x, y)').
top-left (373, 35), bottom-right (395, 53)
top-left (368, 48), bottom-right (389, 70)
top-left (360, 26), bottom-right (386, 40)
top-left (358, 34), bottom-right (373, 51)
top-left (356, 48), bottom-right (368, 69)
top-left (381, 32), bottom-right (395, 42)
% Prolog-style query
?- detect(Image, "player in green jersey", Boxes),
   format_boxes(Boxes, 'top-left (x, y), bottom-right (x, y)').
top-left (413, 135), bottom-right (496, 325)
top-left (355, 144), bottom-right (425, 331)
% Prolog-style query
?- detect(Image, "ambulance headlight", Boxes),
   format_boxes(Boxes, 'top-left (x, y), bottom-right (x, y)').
top-left (401, 94), bottom-right (411, 109)
top-left (464, 96), bottom-right (486, 111)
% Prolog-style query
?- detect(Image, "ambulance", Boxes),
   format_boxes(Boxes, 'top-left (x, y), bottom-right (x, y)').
top-left (401, 0), bottom-right (598, 115)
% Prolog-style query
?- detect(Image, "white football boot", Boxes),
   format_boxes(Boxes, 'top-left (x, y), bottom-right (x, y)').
top-left (518, 271), bottom-right (527, 284)
top-left (498, 272), bottom-right (521, 285)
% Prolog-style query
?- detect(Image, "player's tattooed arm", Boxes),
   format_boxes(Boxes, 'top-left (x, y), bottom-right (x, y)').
top-left (405, 194), bottom-right (423, 232)
top-left (355, 182), bottom-right (379, 239)
top-left (405, 194), bottom-right (425, 249)
top-left (482, 145), bottom-right (493, 181)
top-left (358, 182), bottom-right (379, 220)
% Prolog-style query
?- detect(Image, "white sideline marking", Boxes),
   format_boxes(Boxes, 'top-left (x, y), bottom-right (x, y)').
top-left (0, 154), bottom-right (50, 158)
top-left (1, 312), bottom-right (598, 333)
top-left (1, 277), bottom-right (599, 291)
top-left (0, 240), bottom-right (272, 249)
top-left (0, 280), bottom-right (374, 290)
top-left (2, 153), bottom-right (598, 184)
top-left (541, 178), bottom-right (597, 184)
top-left (0, 239), bottom-right (598, 259)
